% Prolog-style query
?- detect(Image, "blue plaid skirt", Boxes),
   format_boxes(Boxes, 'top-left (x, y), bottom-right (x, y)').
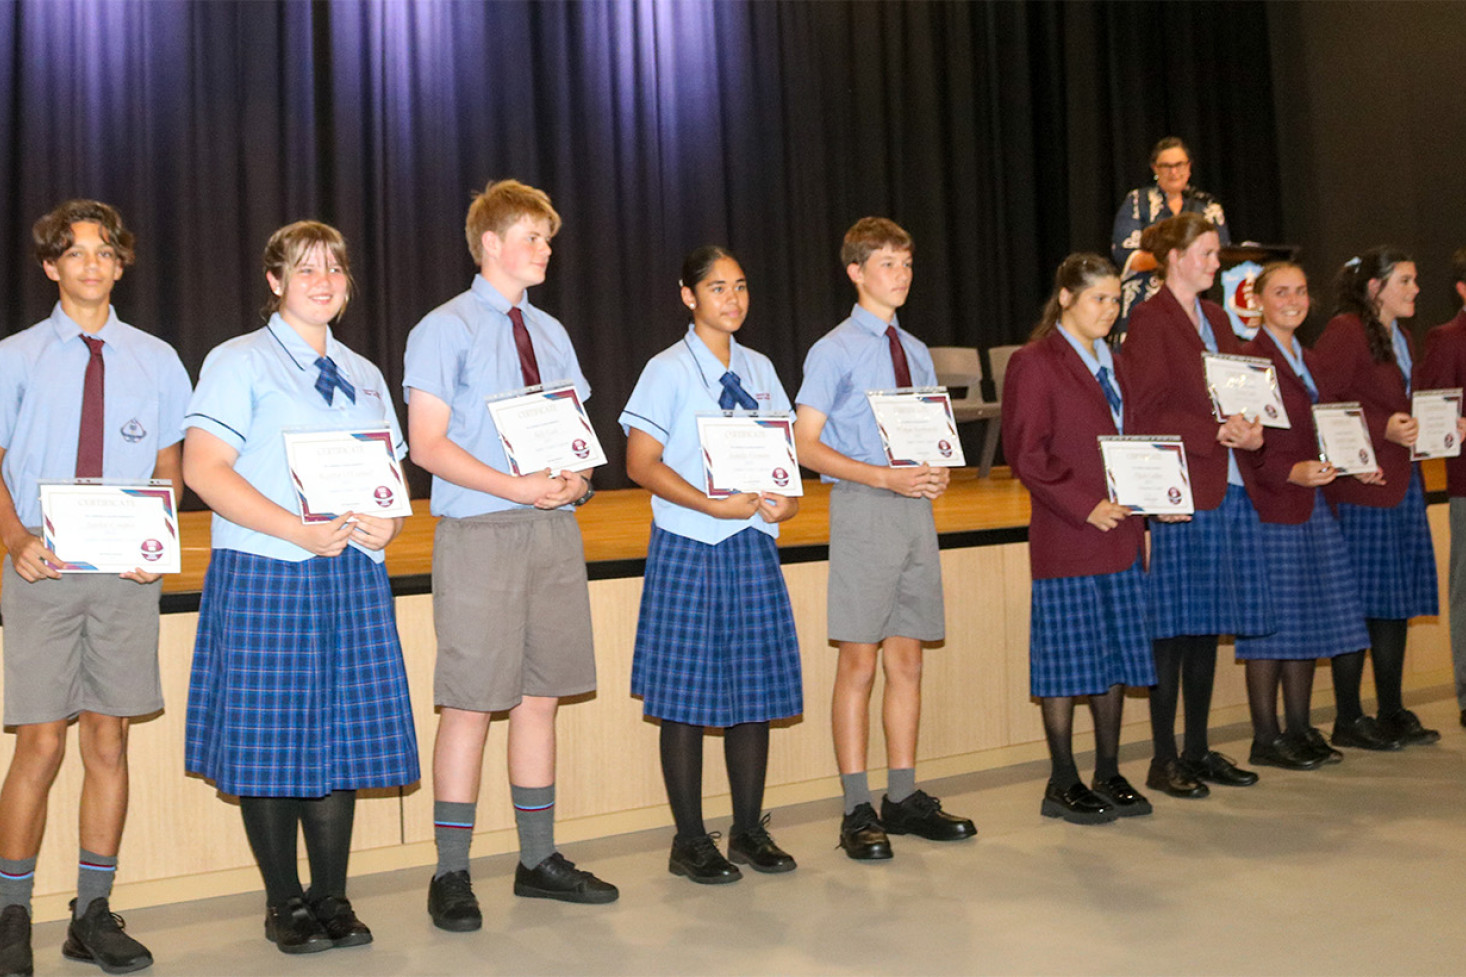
top-left (1234, 493), bottom-right (1370, 660)
top-left (1334, 467), bottom-right (1438, 620)
top-left (632, 526), bottom-right (803, 727)
top-left (186, 548), bottom-right (421, 797)
top-left (1030, 559), bottom-right (1155, 697)
top-left (1148, 485), bottom-right (1275, 639)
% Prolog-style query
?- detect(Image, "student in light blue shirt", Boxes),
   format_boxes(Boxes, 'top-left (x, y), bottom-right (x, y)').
top-left (793, 218), bottom-right (976, 863)
top-left (621, 246), bottom-right (802, 884)
top-left (0, 200), bottom-right (188, 976)
top-left (182, 221), bottom-right (419, 955)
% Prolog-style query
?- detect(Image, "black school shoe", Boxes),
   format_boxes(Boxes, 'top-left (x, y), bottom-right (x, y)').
top-left (1377, 708), bottom-right (1441, 746)
top-left (427, 870), bottom-right (482, 932)
top-left (1145, 759), bottom-right (1209, 798)
top-left (1179, 750), bottom-right (1259, 787)
top-left (1249, 736), bottom-right (1323, 771)
top-left (62, 898), bottom-right (154, 973)
top-left (0, 904), bottom-right (31, 977)
top-left (1302, 728), bottom-right (1344, 765)
top-left (838, 803), bottom-right (893, 861)
top-left (1089, 775), bottom-right (1153, 817)
top-left (880, 790), bottom-right (977, 841)
top-left (307, 894), bottom-right (372, 948)
top-left (669, 833), bottom-right (742, 884)
top-left (727, 815), bottom-right (797, 873)
top-left (514, 852), bottom-right (619, 903)
top-left (264, 897), bottom-right (331, 955)
top-left (1039, 782), bottom-right (1117, 825)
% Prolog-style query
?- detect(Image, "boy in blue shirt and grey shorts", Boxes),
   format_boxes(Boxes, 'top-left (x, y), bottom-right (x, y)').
top-left (0, 200), bottom-right (191, 975)
top-left (794, 217), bottom-right (977, 861)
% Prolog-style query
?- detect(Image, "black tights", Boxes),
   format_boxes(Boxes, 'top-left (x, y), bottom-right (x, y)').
top-left (1149, 635), bottom-right (1218, 762)
top-left (1245, 659), bottom-right (1316, 743)
top-left (1040, 685), bottom-right (1125, 788)
top-left (240, 790), bottom-right (357, 907)
top-left (660, 720), bottom-right (769, 840)
top-left (1331, 618), bottom-right (1406, 722)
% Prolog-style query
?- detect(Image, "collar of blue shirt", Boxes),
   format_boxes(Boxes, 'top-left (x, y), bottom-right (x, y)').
top-left (681, 324), bottom-right (749, 395)
top-left (47, 302), bottom-right (121, 345)
top-left (266, 312), bottom-right (346, 373)
top-left (848, 302), bottom-right (900, 338)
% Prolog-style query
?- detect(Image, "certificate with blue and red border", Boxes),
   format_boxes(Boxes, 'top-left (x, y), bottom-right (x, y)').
top-left (284, 428), bottom-right (413, 522)
top-left (40, 480), bottom-right (181, 573)
top-left (867, 388), bottom-right (966, 467)
top-left (1099, 436), bottom-right (1194, 514)
top-left (696, 412), bottom-right (803, 498)
top-left (487, 380), bottom-right (607, 475)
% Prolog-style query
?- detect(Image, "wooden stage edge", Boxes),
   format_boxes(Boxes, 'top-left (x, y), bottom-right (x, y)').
top-left (141, 459), bottom-right (1445, 598)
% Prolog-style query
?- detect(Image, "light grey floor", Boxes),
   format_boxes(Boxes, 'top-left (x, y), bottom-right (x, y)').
top-left (29, 695), bottom-right (1466, 977)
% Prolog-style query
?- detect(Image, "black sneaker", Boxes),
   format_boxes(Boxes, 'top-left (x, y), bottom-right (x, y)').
top-left (427, 870), bottom-right (482, 932)
top-left (669, 833), bottom-right (742, 884)
top-left (307, 893), bottom-right (372, 948)
top-left (0, 904), bottom-right (31, 977)
top-left (838, 802), bottom-right (893, 860)
top-left (880, 790), bottom-right (978, 841)
top-left (727, 815), bottom-right (797, 873)
top-left (61, 898), bottom-right (153, 973)
top-left (514, 852), bottom-right (618, 904)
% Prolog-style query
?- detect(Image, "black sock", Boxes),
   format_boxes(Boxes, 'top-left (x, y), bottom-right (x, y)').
top-left (1179, 635), bottom-right (1218, 761)
top-left (1331, 650), bottom-right (1366, 723)
top-left (660, 721), bottom-right (706, 841)
top-left (300, 790), bottom-right (356, 902)
top-left (724, 721), bottom-right (770, 835)
top-left (1245, 659), bottom-right (1282, 744)
top-left (1149, 638), bottom-right (1184, 762)
top-left (1040, 696), bottom-right (1080, 788)
top-left (1280, 660), bottom-right (1315, 737)
top-left (240, 797), bottom-right (304, 907)
top-left (1367, 618), bottom-right (1408, 717)
top-left (1088, 685), bottom-right (1124, 781)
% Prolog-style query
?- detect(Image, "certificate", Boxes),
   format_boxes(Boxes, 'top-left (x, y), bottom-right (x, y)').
top-left (1098, 437), bottom-right (1194, 514)
top-left (1411, 388), bottom-right (1463, 460)
top-left (696, 413), bottom-right (803, 498)
top-left (40, 481), bottom-right (181, 574)
top-left (283, 428), bottom-right (413, 522)
top-left (1203, 352), bottom-right (1290, 428)
top-left (486, 381), bottom-right (607, 475)
top-left (866, 388), bottom-right (966, 467)
top-left (1312, 403), bottom-right (1378, 475)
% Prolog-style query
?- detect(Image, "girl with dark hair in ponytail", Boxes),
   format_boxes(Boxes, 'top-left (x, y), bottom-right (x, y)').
top-left (1313, 247), bottom-right (1444, 749)
top-left (1004, 253), bottom-right (1155, 823)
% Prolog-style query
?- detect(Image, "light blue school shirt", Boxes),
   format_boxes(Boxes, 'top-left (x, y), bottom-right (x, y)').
top-left (1391, 322), bottom-right (1413, 395)
top-left (1274, 333), bottom-right (1319, 401)
top-left (1193, 297), bottom-right (1245, 487)
top-left (184, 314), bottom-right (406, 563)
top-left (1057, 326), bottom-right (1124, 433)
top-left (402, 275), bottom-right (590, 518)
top-left (794, 304), bottom-right (937, 482)
top-left (0, 303), bottom-right (191, 529)
top-left (620, 326), bottom-right (792, 545)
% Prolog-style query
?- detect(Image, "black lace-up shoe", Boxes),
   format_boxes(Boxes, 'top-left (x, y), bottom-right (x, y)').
top-left (62, 898), bottom-right (153, 972)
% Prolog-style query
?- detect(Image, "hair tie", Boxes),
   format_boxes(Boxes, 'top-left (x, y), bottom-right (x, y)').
top-left (1345, 256), bottom-right (1362, 270)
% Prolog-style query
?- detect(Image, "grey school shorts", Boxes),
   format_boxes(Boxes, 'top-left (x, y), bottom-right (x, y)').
top-left (827, 481), bottom-right (945, 644)
top-left (2, 553), bottom-right (163, 726)
top-left (432, 508), bottom-right (596, 712)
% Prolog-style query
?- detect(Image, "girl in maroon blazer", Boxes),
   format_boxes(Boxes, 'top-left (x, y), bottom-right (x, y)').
top-left (1123, 212), bottom-right (1268, 798)
top-left (1236, 263), bottom-right (1370, 769)
top-left (1004, 253), bottom-right (1156, 824)
top-left (1312, 247), bottom-right (1441, 749)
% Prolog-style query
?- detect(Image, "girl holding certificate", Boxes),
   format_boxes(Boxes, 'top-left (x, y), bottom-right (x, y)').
top-left (1124, 212), bottom-right (1269, 798)
top-left (1236, 263), bottom-right (1370, 768)
top-left (182, 222), bottom-right (419, 952)
top-left (1003, 253), bottom-right (1156, 823)
top-left (1312, 247), bottom-right (1441, 749)
top-left (620, 246), bottom-right (802, 884)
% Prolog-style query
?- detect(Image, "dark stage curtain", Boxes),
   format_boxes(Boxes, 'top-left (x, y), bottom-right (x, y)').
top-left (0, 0), bottom-right (1280, 493)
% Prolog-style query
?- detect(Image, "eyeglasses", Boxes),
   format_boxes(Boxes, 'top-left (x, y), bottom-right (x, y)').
top-left (1154, 160), bottom-right (1191, 171)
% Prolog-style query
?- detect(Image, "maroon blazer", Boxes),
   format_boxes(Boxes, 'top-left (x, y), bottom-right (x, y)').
top-left (1418, 309), bottom-right (1466, 497)
top-left (1121, 284), bottom-right (1265, 511)
top-left (1311, 313), bottom-right (1412, 508)
top-left (1242, 328), bottom-right (1336, 524)
top-left (1003, 329), bottom-right (1144, 579)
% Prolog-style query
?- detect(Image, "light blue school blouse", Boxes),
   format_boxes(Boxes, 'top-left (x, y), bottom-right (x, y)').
top-left (184, 314), bottom-right (406, 563)
top-left (0, 304), bottom-right (191, 528)
top-left (402, 275), bottom-right (590, 519)
top-left (620, 326), bottom-right (792, 545)
top-left (794, 304), bottom-right (937, 481)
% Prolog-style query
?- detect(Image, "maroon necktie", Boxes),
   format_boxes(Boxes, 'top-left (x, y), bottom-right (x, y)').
top-left (508, 307), bottom-right (541, 387)
top-left (75, 336), bottom-right (105, 478)
top-left (885, 325), bottom-right (912, 388)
